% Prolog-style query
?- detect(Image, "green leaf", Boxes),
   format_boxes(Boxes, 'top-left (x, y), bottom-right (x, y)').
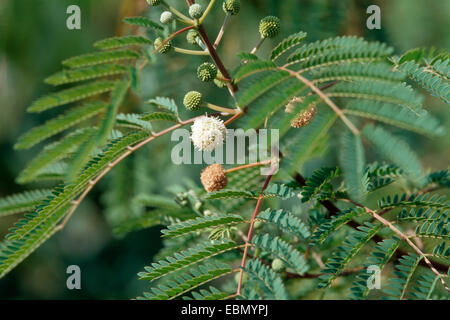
top-left (17, 128), bottom-right (96, 184)
top-left (68, 80), bottom-right (130, 181)
top-left (339, 132), bottom-right (368, 201)
top-left (28, 81), bottom-right (116, 113)
top-left (257, 208), bottom-right (311, 239)
top-left (251, 233), bottom-right (308, 275)
top-left (0, 189), bottom-right (53, 217)
top-left (234, 60), bottom-right (277, 83)
top-left (271, 32), bottom-right (307, 61)
top-left (363, 124), bottom-right (425, 186)
top-left (94, 36), bottom-right (152, 50)
top-left (345, 100), bottom-right (445, 137)
top-left (15, 102), bottom-right (106, 149)
top-left (147, 97), bottom-right (179, 115)
top-left (123, 17), bottom-right (164, 30)
top-left (244, 259), bottom-right (289, 300)
top-left (139, 261), bottom-right (232, 300)
top-left (45, 65), bottom-right (129, 86)
top-left (161, 214), bottom-right (245, 238)
top-left (138, 240), bottom-right (238, 281)
top-left (62, 50), bottom-right (140, 68)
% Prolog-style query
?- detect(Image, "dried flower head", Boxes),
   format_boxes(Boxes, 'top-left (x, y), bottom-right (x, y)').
top-left (259, 16), bottom-right (281, 39)
top-left (290, 105), bottom-right (318, 128)
top-left (191, 116), bottom-right (227, 151)
top-left (200, 164), bottom-right (228, 192)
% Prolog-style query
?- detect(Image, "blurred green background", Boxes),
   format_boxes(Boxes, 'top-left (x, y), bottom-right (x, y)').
top-left (0, 0), bottom-right (448, 299)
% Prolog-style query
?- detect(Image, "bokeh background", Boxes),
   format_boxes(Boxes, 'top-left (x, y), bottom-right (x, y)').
top-left (0, 0), bottom-right (448, 299)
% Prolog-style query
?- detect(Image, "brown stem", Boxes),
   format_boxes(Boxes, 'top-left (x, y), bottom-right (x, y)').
top-left (225, 160), bottom-right (272, 174)
top-left (236, 165), bottom-right (278, 296)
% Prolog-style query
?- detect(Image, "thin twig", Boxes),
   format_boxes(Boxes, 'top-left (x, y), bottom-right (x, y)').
top-left (236, 165), bottom-right (278, 296)
top-left (214, 13), bottom-right (231, 49)
top-left (153, 25), bottom-right (195, 54)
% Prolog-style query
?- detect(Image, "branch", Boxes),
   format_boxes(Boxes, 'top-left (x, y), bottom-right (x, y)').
top-left (236, 165), bottom-right (278, 296)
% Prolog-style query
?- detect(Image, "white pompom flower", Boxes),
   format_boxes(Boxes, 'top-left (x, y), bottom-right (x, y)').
top-left (191, 116), bottom-right (227, 151)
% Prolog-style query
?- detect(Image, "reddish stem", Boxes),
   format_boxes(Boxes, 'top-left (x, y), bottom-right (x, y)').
top-left (236, 165), bottom-right (278, 296)
top-left (153, 25), bottom-right (195, 53)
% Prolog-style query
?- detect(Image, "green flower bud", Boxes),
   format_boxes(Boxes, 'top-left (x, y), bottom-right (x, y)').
top-left (259, 16), bottom-right (281, 39)
top-left (146, 0), bottom-right (162, 6)
top-left (183, 91), bottom-right (203, 111)
top-left (154, 37), bottom-right (171, 54)
top-left (214, 70), bottom-right (227, 88)
top-left (222, 0), bottom-right (241, 15)
top-left (160, 11), bottom-right (174, 24)
top-left (186, 29), bottom-right (200, 45)
top-left (189, 4), bottom-right (204, 19)
top-left (234, 272), bottom-right (248, 284)
top-left (197, 62), bottom-right (218, 82)
top-left (271, 258), bottom-right (285, 273)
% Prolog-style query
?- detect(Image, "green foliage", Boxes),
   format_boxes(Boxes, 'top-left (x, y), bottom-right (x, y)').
top-left (339, 132), bottom-right (368, 201)
top-left (0, 189), bottom-right (53, 217)
top-left (251, 233), bottom-right (308, 275)
top-left (318, 222), bottom-right (382, 289)
top-left (3, 2), bottom-right (449, 301)
top-left (383, 253), bottom-right (422, 300)
top-left (257, 208), bottom-right (311, 239)
top-left (138, 240), bottom-right (238, 281)
top-left (363, 125), bottom-right (425, 186)
top-left (161, 214), bottom-right (245, 238)
top-left (138, 261), bottom-right (233, 300)
top-left (243, 259), bottom-right (289, 300)
top-left (300, 167), bottom-right (340, 202)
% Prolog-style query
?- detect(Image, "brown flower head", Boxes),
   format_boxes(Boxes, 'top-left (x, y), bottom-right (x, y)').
top-left (290, 105), bottom-right (318, 128)
top-left (200, 164), bottom-right (228, 192)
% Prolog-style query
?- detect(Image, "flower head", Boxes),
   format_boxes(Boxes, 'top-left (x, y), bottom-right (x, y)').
top-left (191, 116), bottom-right (227, 151)
top-left (184, 91), bottom-right (203, 111)
top-left (197, 62), bottom-right (218, 82)
top-left (154, 37), bottom-right (171, 54)
top-left (223, 0), bottom-right (241, 15)
top-left (189, 4), bottom-right (204, 19)
top-left (186, 29), bottom-right (200, 45)
top-left (200, 164), bottom-right (228, 192)
top-left (160, 11), bottom-right (174, 24)
top-left (271, 258), bottom-right (285, 272)
top-left (259, 16), bottom-right (281, 39)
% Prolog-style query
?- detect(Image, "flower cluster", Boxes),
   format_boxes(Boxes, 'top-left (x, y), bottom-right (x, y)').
top-left (191, 116), bottom-right (227, 151)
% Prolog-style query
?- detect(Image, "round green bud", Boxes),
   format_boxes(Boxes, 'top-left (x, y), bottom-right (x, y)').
top-left (234, 272), bottom-right (248, 284)
top-left (183, 91), bottom-right (203, 111)
top-left (189, 4), bottom-right (204, 19)
top-left (186, 29), bottom-right (200, 45)
top-left (259, 16), bottom-right (281, 39)
top-left (154, 37), bottom-right (171, 54)
top-left (222, 0), bottom-right (241, 15)
top-left (197, 62), bottom-right (218, 82)
top-left (146, 0), bottom-right (162, 6)
top-left (160, 11), bottom-right (174, 24)
top-left (213, 70), bottom-right (227, 88)
top-left (271, 258), bottom-right (285, 273)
